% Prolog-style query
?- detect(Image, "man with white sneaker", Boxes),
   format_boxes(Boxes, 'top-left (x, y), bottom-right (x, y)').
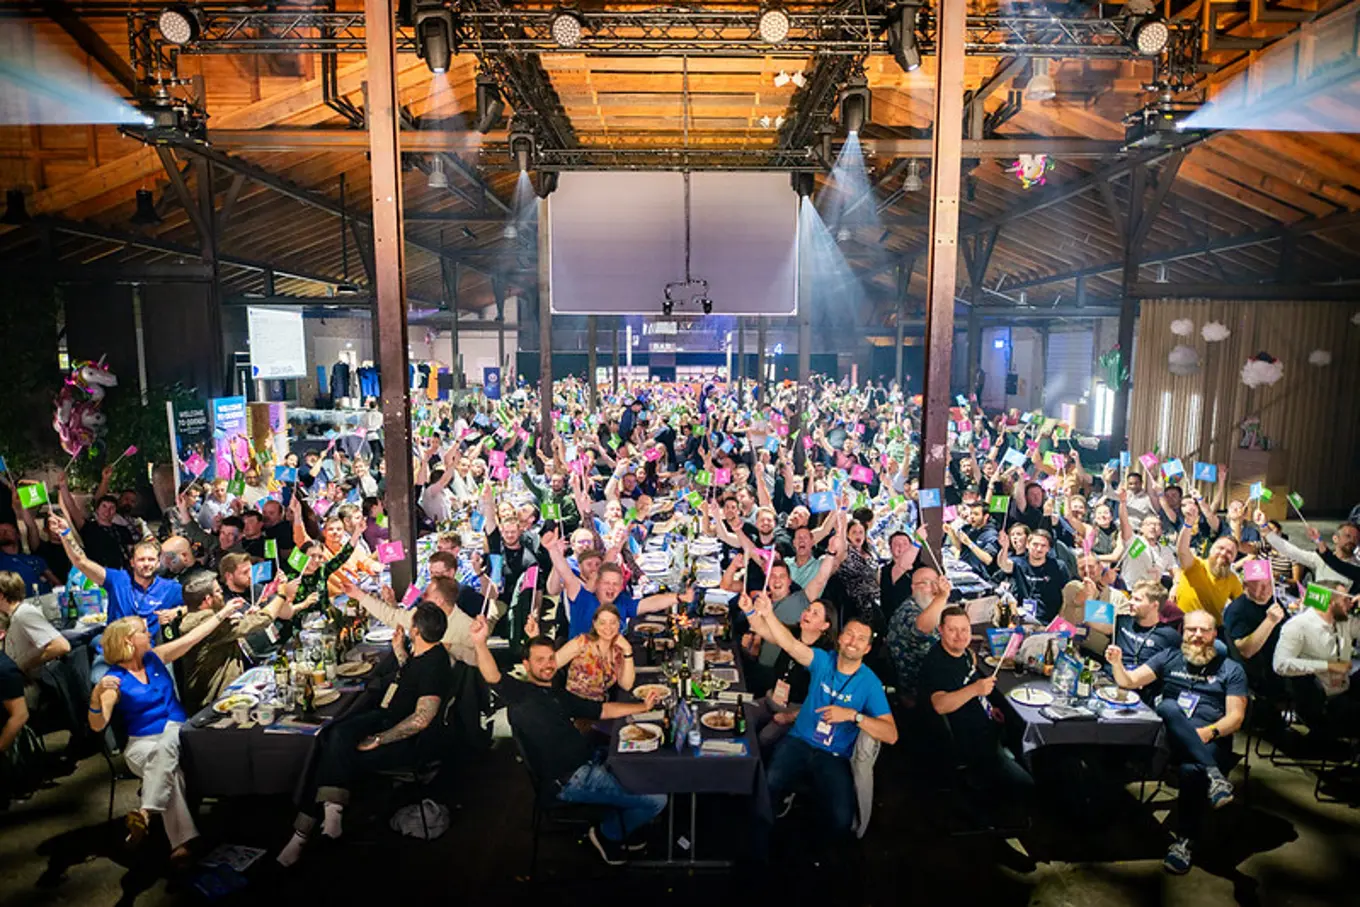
top-left (1106, 609), bottom-right (1247, 875)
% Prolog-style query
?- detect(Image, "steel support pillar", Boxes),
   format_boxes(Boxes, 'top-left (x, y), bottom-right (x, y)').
top-left (364, 0), bottom-right (414, 591)
top-left (919, 0), bottom-right (967, 558)
top-left (612, 321), bottom-right (620, 391)
top-left (587, 315), bottom-right (598, 408)
top-left (757, 318), bottom-right (767, 399)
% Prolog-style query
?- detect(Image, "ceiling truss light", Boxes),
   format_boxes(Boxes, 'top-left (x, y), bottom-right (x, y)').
top-left (2, 188), bottom-right (30, 225)
top-left (502, 223), bottom-right (518, 240)
top-left (475, 74), bottom-right (506, 134)
top-left (427, 156), bottom-right (448, 188)
top-left (550, 9), bottom-right (585, 48)
top-left (790, 171), bottom-right (814, 199)
top-left (509, 128), bottom-right (535, 172)
top-left (887, 3), bottom-right (922, 73)
top-left (413, 4), bottom-right (457, 74)
top-left (903, 159), bottom-right (923, 192)
top-left (838, 77), bottom-right (870, 135)
top-left (130, 188), bottom-right (161, 226)
top-left (1026, 57), bottom-right (1056, 101)
top-left (535, 170), bottom-right (559, 198)
top-left (758, 6), bottom-right (790, 44)
top-left (156, 5), bottom-right (201, 46)
top-left (1129, 15), bottom-right (1170, 56)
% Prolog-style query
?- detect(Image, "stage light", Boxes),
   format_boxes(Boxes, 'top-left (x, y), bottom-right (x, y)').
top-left (502, 223), bottom-right (518, 240)
top-left (1026, 58), bottom-right (1056, 101)
top-left (903, 159), bottom-right (923, 192)
top-left (1129, 15), bottom-right (1170, 56)
top-left (887, 3), bottom-right (922, 73)
top-left (838, 77), bottom-right (870, 134)
top-left (790, 171), bottom-right (814, 198)
top-left (662, 298), bottom-right (674, 316)
top-left (701, 298), bottom-right (713, 315)
top-left (550, 9), bottom-right (585, 48)
top-left (836, 226), bottom-right (851, 243)
top-left (758, 6), bottom-right (790, 44)
top-left (156, 6), bottom-right (200, 46)
top-left (774, 70), bottom-right (791, 87)
top-left (535, 170), bottom-right (559, 198)
top-left (427, 156), bottom-right (448, 188)
top-left (509, 128), bottom-right (535, 172)
top-left (759, 115), bottom-right (772, 128)
top-left (1, 189), bottom-right (29, 225)
top-left (413, 4), bottom-right (456, 74)
top-left (475, 74), bottom-right (505, 133)
top-left (130, 189), bottom-right (161, 226)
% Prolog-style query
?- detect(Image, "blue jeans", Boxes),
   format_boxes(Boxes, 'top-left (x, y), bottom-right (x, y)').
top-left (557, 764), bottom-right (666, 842)
top-left (1155, 699), bottom-right (1233, 841)
top-left (766, 736), bottom-right (856, 836)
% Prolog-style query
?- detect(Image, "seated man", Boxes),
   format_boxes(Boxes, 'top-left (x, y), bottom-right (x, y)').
top-left (1171, 528), bottom-right (1241, 625)
top-left (1106, 610), bottom-right (1247, 874)
top-left (0, 571), bottom-right (71, 701)
top-left (467, 614), bottom-right (664, 865)
top-left (918, 606), bottom-right (1033, 823)
top-left (342, 575), bottom-right (479, 668)
top-left (1222, 575), bottom-right (1287, 702)
top-left (177, 573), bottom-right (308, 713)
top-left (748, 590), bottom-right (898, 844)
top-left (1272, 580), bottom-right (1360, 749)
top-left (995, 528), bottom-right (1070, 623)
top-left (1089, 579), bottom-right (1179, 686)
top-left (0, 650), bottom-right (29, 805)
top-left (278, 603), bottom-right (453, 866)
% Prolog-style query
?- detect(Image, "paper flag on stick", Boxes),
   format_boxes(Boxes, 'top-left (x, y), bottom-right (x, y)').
top-left (1287, 491), bottom-right (1304, 511)
top-left (993, 628), bottom-right (1026, 676)
top-left (988, 494), bottom-right (1010, 514)
top-left (918, 488), bottom-right (942, 509)
top-left (17, 482), bottom-right (48, 509)
top-left (1242, 559), bottom-right (1272, 582)
top-left (808, 491), bottom-right (835, 514)
top-left (1138, 453), bottom-right (1159, 472)
top-left (287, 547), bottom-right (310, 573)
top-left (540, 501), bottom-right (562, 521)
top-left (1083, 600), bottom-right (1115, 624)
top-left (1161, 458), bottom-right (1185, 479)
top-left (0, 455), bottom-right (7, 473)
top-left (376, 540), bottom-right (405, 564)
top-left (713, 467), bottom-right (731, 486)
top-left (1002, 448), bottom-right (1027, 468)
top-left (185, 452), bottom-right (209, 477)
top-left (1303, 583), bottom-right (1332, 611)
top-left (488, 450), bottom-right (506, 469)
top-left (644, 446), bottom-right (663, 462)
top-left (1259, 487), bottom-right (1274, 502)
top-left (263, 539), bottom-right (277, 559)
top-left (251, 560), bottom-right (274, 585)
top-left (942, 505), bottom-right (958, 523)
top-left (488, 554), bottom-right (504, 589)
top-left (1119, 450), bottom-right (1131, 469)
top-left (850, 465), bottom-right (874, 484)
top-left (1192, 462), bottom-right (1218, 483)
top-left (400, 584), bottom-right (422, 608)
top-left (1126, 537), bottom-right (1148, 560)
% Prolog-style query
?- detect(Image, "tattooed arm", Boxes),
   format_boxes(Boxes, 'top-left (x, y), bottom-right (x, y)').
top-left (359, 695), bottom-right (442, 750)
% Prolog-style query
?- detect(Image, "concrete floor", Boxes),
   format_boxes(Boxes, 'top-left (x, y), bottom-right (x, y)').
top-left (0, 725), bottom-right (1356, 907)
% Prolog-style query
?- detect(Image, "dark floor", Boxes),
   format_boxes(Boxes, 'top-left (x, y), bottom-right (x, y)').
top-left (2, 722), bottom-right (1357, 907)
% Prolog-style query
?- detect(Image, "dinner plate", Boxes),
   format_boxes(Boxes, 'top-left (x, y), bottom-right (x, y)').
top-left (364, 628), bottom-right (395, 644)
top-left (335, 662), bottom-right (372, 678)
top-left (632, 683), bottom-right (672, 702)
top-left (1007, 686), bottom-right (1055, 707)
top-left (699, 709), bottom-right (737, 731)
top-left (619, 723), bottom-right (662, 745)
top-left (704, 649), bottom-right (735, 665)
top-left (78, 613), bottom-right (106, 626)
top-left (213, 692), bottom-right (259, 714)
top-left (313, 688), bottom-right (341, 707)
top-left (702, 603), bottom-right (729, 616)
top-left (1095, 686), bottom-right (1140, 708)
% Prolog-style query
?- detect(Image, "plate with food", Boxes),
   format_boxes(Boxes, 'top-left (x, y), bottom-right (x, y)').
top-left (632, 683), bottom-right (672, 703)
top-left (313, 688), bottom-right (341, 707)
top-left (1007, 686), bottom-right (1055, 707)
top-left (699, 709), bottom-right (737, 731)
top-left (619, 723), bottom-right (662, 749)
top-left (78, 612), bottom-right (106, 626)
top-left (702, 603), bottom-right (729, 616)
top-left (1095, 686), bottom-right (1141, 708)
top-left (212, 692), bottom-right (259, 715)
top-left (334, 661), bottom-right (372, 678)
top-left (633, 622), bottom-right (667, 636)
top-left (704, 648), bottom-right (735, 665)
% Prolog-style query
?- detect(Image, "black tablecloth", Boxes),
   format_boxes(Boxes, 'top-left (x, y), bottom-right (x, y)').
top-left (180, 686), bottom-right (365, 804)
top-left (994, 672), bottom-right (1167, 756)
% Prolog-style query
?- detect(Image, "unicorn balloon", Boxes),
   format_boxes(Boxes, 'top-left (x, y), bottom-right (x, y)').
top-left (53, 357), bottom-right (118, 456)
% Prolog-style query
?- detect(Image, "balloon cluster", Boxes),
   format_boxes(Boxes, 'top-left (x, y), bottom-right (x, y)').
top-left (53, 358), bottom-right (118, 456)
top-left (1008, 154), bottom-right (1053, 190)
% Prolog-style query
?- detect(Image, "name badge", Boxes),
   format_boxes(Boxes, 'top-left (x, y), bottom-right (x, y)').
top-left (380, 683), bottom-right (397, 709)
top-left (814, 720), bottom-right (834, 746)
top-left (1176, 691), bottom-right (1200, 719)
top-left (771, 679), bottom-right (791, 709)
top-left (265, 622), bottom-right (279, 644)
top-left (1021, 599), bottom-right (1038, 619)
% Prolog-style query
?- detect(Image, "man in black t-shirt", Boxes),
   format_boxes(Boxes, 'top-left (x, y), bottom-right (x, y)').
top-left (1222, 576), bottom-right (1286, 700)
top-left (996, 528), bottom-right (1069, 622)
top-left (279, 604), bottom-right (453, 867)
top-left (468, 615), bottom-right (664, 866)
top-left (1107, 610), bottom-right (1248, 875)
top-left (917, 607), bottom-right (1033, 823)
top-left (0, 652), bottom-right (27, 805)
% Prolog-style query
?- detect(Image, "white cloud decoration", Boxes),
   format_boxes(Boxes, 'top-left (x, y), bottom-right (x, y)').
top-left (1170, 318), bottom-right (1194, 337)
top-left (1200, 321), bottom-right (1231, 343)
top-left (1241, 357), bottom-right (1284, 388)
top-left (1168, 344), bottom-right (1201, 376)
top-left (1308, 349), bottom-right (1332, 367)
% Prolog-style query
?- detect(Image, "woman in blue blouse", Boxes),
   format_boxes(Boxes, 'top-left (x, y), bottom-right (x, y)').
top-left (88, 599), bottom-right (244, 860)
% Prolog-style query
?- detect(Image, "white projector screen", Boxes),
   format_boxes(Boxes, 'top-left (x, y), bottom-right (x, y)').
top-left (547, 171), bottom-right (799, 315)
top-left (247, 306), bottom-right (307, 379)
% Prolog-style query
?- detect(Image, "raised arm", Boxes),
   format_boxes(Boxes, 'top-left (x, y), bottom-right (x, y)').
top-left (802, 547), bottom-right (838, 603)
top-left (1175, 525), bottom-right (1195, 570)
top-left (56, 474), bottom-right (87, 530)
top-left (154, 597), bottom-right (246, 665)
top-left (915, 577), bottom-right (953, 635)
top-left (748, 592), bottom-right (814, 667)
top-left (541, 531), bottom-right (582, 600)
top-left (47, 514), bottom-right (106, 587)
top-left (995, 528), bottom-right (1014, 574)
top-left (467, 615), bottom-right (502, 685)
top-left (1104, 646), bottom-right (1158, 689)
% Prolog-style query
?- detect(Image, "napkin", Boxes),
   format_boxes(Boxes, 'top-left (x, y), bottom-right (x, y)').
top-left (627, 710), bottom-right (664, 723)
top-left (699, 740), bottom-right (747, 757)
top-left (716, 690), bottom-right (751, 704)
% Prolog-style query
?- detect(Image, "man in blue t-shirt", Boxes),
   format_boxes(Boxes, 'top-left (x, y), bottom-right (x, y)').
top-left (1107, 610), bottom-right (1248, 875)
top-left (748, 589), bottom-right (897, 840)
top-left (49, 515), bottom-right (184, 681)
top-left (542, 534), bottom-right (681, 638)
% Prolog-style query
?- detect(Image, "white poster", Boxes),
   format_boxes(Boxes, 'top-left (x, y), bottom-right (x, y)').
top-left (247, 307), bottom-right (307, 379)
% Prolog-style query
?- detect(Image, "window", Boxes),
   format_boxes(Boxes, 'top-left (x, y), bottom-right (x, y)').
top-left (1157, 390), bottom-right (1173, 454)
top-left (1184, 393), bottom-right (1201, 456)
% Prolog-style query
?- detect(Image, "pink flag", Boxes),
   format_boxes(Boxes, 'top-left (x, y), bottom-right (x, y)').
top-left (942, 505), bottom-right (958, 523)
top-left (1050, 453), bottom-right (1067, 471)
top-left (713, 467), bottom-right (732, 485)
top-left (1243, 559), bottom-right (1272, 582)
top-left (1045, 615), bottom-right (1080, 636)
top-left (802, 436), bottom-right (815, 450)
top-left (777, 423), bottom-right (789, 437)
top-left (376, 540), bottom-right (405, 564)
top-left (400, 584), bottom-right (422, 608)
top-left (978, 436), bottom-right (991, 451)
top-left (184, 452), bottom-right (208, 477)
top-left (353, 426), bottom-right (368, 438)
top-left (314, 498), bottom-right (333, 517)
top-left (488, 450), bottom-right (507, 469)
top-left (569, 458), bottom-right (586, 476)
top-left (644, 446), bottom-right (663, 462)
top-left (1001, 628), bottom-right (1025, 662)
top-left (123, 445), bottom-right (138, 457)
top-left (1025, 439), bottom-right (1039, 452)
top-left (1083, 529), bottom-right (1095, 555)
top-left (853, 423), bottom-right (865, 436)
top-left (958, 420), bottom-right (972, 432)
top-left (519, 565), bottom-right (540, 592)
top-left (490, 465), bottom-right (510, 481)
top-left (1138, 452), bottom-right (1159, 472)
top-left (850, 465), bottom-right (874, 484)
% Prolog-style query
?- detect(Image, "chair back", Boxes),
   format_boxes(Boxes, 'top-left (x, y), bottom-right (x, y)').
top-left (509, 721), bottom-right (550, 801)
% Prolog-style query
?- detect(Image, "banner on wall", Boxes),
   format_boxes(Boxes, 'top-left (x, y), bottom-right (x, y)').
top-left (483, 367), bottom-right (502, 400)
top-left (210, 396), bottom-right (249, 480)
top-left (168, 399), bottom-right (211, 488)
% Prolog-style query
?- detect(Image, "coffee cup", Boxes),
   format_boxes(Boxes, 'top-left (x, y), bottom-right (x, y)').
top-left (255, 702), bottom-right (277, 726)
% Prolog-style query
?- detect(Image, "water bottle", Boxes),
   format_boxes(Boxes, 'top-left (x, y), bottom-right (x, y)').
top-left (687, 725), bottom-right (701, 751)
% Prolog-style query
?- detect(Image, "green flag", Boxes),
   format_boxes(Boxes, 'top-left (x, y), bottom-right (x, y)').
top-left (376, 514), bottom-right (389, 528)
top-left (263, 539), bottom-right (278, 559)
top-left (287, 546), bottom-right (310, 574)
top-left (1126, 537), bottom-right (1148, 560)
top-left (540, 501), bottom-right (562, 521)
top-left (609, 434), bottom-right (622, 450)
top-left (1287, 491), bottom-right (1304, 510)
top-left (227, 478), bottom-right (246, 496)
top-left (695, 469), bottom-right (712, 486)
top-left (624, 507), bottom-right (638, 524)
top-left (1258, 487), bottom-right (1274, 502)
top-left (1303, 583), bottom-right (1332, 611)
top-left (854, 492), bottom-right (868, 510)
top-left (17, 482), bottom-right (48, 509)
top-left (988, 494), bottom-right (1010, 514)
top-left (686, 491), bottom-right (704, 509)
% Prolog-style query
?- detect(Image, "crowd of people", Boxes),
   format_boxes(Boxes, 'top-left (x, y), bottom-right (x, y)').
top-left (1, 372), bottom-right (1357, 877)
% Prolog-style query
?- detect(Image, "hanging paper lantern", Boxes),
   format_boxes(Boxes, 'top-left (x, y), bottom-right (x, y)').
top-left (1308, 349), bottom-right (1332, 366)
top-left (1240, 352), bottom-right (1284, 388)
top-left (1007, 154), bottom-right (1053, 190)
top-left (1168, 344), bottom-right (1200, 376)
top-left (1170, 318), bottom-right (1194, 337)
top-left (1200, 321), bottom-right (1231, 342)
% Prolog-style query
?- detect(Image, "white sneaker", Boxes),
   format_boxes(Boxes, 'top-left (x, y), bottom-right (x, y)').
top-left (1208, 776), bottom-right (1234, 810)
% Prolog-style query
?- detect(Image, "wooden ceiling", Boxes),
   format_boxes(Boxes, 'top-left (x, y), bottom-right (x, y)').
top-left (1, 1), bottom-right (1358, 321)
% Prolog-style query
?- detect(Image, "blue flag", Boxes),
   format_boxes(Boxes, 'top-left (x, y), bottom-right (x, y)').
top-left (1083, 599), bottom-right (1115, 625)
top-left (1192, 461), bottom-right (1217, 483)
top-left (1119, 450), bottom-right (1131, 468)
top-left (483, 367), bottom-right (502, 400)
top-left (274, 465), bottom-right (298, 483)
top-left (251, 560), bottom-right (274, 585)
top-left (808, 491), bottom-right (836, 514)
top-left (488, 553), bottom-right (504, 588)
top-left (0, 454), bottom-right (7, 473)
top-left (917, 488), bottom-right (942, 509)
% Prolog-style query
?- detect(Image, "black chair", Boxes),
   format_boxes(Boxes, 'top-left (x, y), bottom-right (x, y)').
top-left (99, 714), bottom-right (136, 822)
top-left (509, 724), bottom-right (621, 877)
top-left (910, 707), bottom-right (1030, 838)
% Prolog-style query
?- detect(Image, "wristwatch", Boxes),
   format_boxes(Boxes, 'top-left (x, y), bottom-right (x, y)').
top-left (854, 713), bottom-right (864, 726)
top-left (1208, 725), bottom-right (1220, 740)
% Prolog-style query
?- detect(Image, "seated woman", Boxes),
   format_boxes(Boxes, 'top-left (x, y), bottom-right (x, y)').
top-left (88, 598), bottom-right (246, 860)
top-left (750, 599), bottom-right (838, 754)
top-left (555, 604), bottom-right (636, 703)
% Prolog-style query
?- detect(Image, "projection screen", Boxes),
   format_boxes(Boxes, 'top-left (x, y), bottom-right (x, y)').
top-left (546, 171), bottom-right (799, 316)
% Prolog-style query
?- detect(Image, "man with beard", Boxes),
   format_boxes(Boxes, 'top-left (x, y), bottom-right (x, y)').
top-left (1261, 517), bottom-right (1360, 595)
top-left (945, 501), bottom-right (999, 577)
top-left (1172, 528), bottom-right (1241, 624)
top-left (1106, 610), bottom-right (1247, 874)
top-left (1272, 580), bottom-right (1360, 749)
top-left (885, 567), bottom-right (952, 704)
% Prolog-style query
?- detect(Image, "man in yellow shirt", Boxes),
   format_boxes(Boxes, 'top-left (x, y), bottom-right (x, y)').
top-left (1172, 528), bottom-right (1242, 624)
